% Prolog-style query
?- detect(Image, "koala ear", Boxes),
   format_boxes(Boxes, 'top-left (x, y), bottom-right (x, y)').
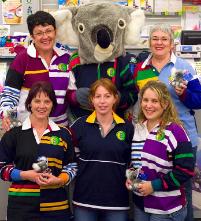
top-left (124, 9), bottom-right (145, 46)
top-left (51, 9), bottom-right (79, 47)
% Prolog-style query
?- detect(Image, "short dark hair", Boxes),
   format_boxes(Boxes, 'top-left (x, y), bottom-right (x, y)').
top-left (27, 11), bottom-right (56, 35)
top-left (25, 81), bottom-right (57, 113)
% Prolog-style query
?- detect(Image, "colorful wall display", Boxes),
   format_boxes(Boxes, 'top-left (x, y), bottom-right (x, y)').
top-left (2, 0), bottom-right (23, 25)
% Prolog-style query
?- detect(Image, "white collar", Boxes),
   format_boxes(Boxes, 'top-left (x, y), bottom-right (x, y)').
top-left (27, 43), bottom-right (69, 58)
top-left (142, 120), bottom-right (160, 131)
top-left (22, 116), bottom-right (60, 131)
top-left (141, 52), bottom-right (176, 69)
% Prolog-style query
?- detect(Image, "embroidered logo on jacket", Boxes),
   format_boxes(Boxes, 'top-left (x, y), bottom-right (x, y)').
top-left (58, 63), bottom-right (68, 71)
top-left (50, 136), bottom-right (60, 145)
top-left (107, 67), bottom-right (116, 77)
top-left (116, 131), bottom-right (126, 141)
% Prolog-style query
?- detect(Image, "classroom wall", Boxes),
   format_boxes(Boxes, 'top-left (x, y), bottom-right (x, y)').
top-left (0, 1), bottom-right (201, 220)
top-left (0, 0), bottom-right (40, 35)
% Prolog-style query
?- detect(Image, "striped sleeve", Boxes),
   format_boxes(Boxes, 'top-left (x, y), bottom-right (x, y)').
top-left (69, 52), bottom-right (80, 71)
top-left (0, 129), bottom-right (17, 181)
top-left (0, 54), bottom-right (25, 117)
top-left (60, 127), bottom-right (77, 184)
top-left (154, 125), bottom-right (195, 191)
top-left (130, 123), bottom-right (145, 169)
top-left (62, 162), bottom-right (77, 185)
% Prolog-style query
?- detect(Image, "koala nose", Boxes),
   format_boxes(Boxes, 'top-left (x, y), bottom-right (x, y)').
top-left (97, 28), bottom-right (111, 49)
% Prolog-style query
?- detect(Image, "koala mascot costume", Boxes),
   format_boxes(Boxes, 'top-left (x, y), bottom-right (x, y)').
top-left (53, 2), bottom-right (145, 122)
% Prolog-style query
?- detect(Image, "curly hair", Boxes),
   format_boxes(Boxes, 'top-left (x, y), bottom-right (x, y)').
top-left (138, 80), bottom-right (182, 133)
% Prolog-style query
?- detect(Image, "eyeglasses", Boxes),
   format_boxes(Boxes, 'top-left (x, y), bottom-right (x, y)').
top-left (33, 29), bottom-right (55, 38)
top-left (151, 37), bottom-right (170, 43)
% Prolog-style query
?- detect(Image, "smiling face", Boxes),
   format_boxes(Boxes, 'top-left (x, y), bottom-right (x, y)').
top-left (30, 91), bottom-right (53, 121)
top-left (141, 88), bottom-right (167, 125)
top-left (150, 30), bottom-right (173, 58)
top-left (32, 25), bottom-right (56, 54)
top-left (92, 85), bottom-right (117, 116)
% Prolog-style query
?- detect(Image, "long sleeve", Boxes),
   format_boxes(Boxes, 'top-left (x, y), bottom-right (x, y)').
top-left (0, 54), bottom-right (25, 117)
top-left (175, 58), bottom-right (201, 109)
top-left (179, 77), bottom-right (201, 109)
top-left (60, 127), bottom-right (77, 184)
top-left (152, 125), bottom-right (195, 191)
top-left (0, 129), bottom-right (17, 181)
top-left (70, 119), bottom-right (81, 159)
top-left (117, 53), bottom-right (138, 110)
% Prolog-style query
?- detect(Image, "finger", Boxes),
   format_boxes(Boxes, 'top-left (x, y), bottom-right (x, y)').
top-left (2, 120), bottom-right (10, 131)
top-left (36, 177), bottom-right (48, 185)
top-left (180, 85), bottom-right (187, 90)
top-left (175, 89), bottom-right (182, 95)
top-left (138, 183), bottom-right (143, 189)
top-left (42, 173), bottom-right (51, 178)
top-left (39, 175), bottom-right (49, 182)
top-left (126, 179), bottom-right (132, 185)
top-left (181, 80), bottom-right (188, 86)
top-left (37, 180), bottom-right (48, 186)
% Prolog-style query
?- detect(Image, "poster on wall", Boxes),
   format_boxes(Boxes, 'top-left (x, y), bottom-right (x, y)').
top-left (2, 0), bottom-right (23, 25)
top-left (154, 0), bottom-right (182, 15)
top-left (133, 0), bottom-right (154, 13)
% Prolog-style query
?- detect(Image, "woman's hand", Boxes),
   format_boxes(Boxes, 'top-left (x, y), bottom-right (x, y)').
top-left (35, 173), bottom-right (63, 187)
top-left (2, 116), bottom-right (11, 131)
top-left (138, 181), bottom-right (153, 196)
top-left (20, 170), bottom-right (41, 183)
top-left (125, 178), bottom-right (133, 190)
top-left (174, 81), bottom-right (187, 96)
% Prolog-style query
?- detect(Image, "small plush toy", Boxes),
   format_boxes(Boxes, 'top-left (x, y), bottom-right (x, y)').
top-left (32, 156), bottom-right (50, 173)
top-left (169, 67), bottom-right (193, 88)
top-left (52, 2), bottom-right (145, 121)
top-left (126, 168), bottom-right (147, 193)
top-left (4, 107), bottom-right (22, 128)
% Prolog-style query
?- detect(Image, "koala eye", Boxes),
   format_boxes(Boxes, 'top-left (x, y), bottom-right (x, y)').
top-left (118, 19), bottom-right (126, 29)
top-left (78, 23), bottom-right (85, 33)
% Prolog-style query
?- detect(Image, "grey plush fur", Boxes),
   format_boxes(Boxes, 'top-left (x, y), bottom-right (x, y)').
top-left (52, 3), bottom-right (145, 64)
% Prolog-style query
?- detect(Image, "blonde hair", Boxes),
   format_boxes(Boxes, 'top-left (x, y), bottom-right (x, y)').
top-left (89, 78), bottom-right (119, 110)
top-left (138, 81), bottom-right (182, 132)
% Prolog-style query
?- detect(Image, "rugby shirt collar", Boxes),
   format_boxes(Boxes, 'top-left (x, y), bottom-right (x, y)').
top-left (27, 43), bottom-right (69, 58)
top-left (86, 111), bottom-right (125, 124)
top-left (22, 116), bottom-right (60, 131)
top-left (141, 52), bottom-right (176, 69)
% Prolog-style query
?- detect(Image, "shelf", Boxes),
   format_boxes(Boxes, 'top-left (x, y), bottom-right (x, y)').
top-left (0, 47), bottom-right (16, 58)
top-left (146, 13), bottom-right (182, 18)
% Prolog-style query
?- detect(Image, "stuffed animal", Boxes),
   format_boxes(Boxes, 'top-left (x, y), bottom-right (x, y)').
top-left (3, 107), bottom-right (22, 129)
top-left (32, 156), bottom-right (50, 173)
top-left (169, 67), bottom-right (193, 88)
top-left (126, 168), bottom-right (147, 193)
top-left (52, 2), bottom-right (145, 121)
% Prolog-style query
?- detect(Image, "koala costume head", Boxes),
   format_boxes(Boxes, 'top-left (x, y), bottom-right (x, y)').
top-left (53, 2), bottom-right (145, 64)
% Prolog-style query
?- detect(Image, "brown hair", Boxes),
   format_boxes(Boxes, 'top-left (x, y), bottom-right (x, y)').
top-left (89, 78), bottom-right (119, 110)
top-left (27, 11), bottom-right (56, 35)
top-left (25, 81), bottom-right (57, 113)
top-left (138, 80), bottom-right (182, 132)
